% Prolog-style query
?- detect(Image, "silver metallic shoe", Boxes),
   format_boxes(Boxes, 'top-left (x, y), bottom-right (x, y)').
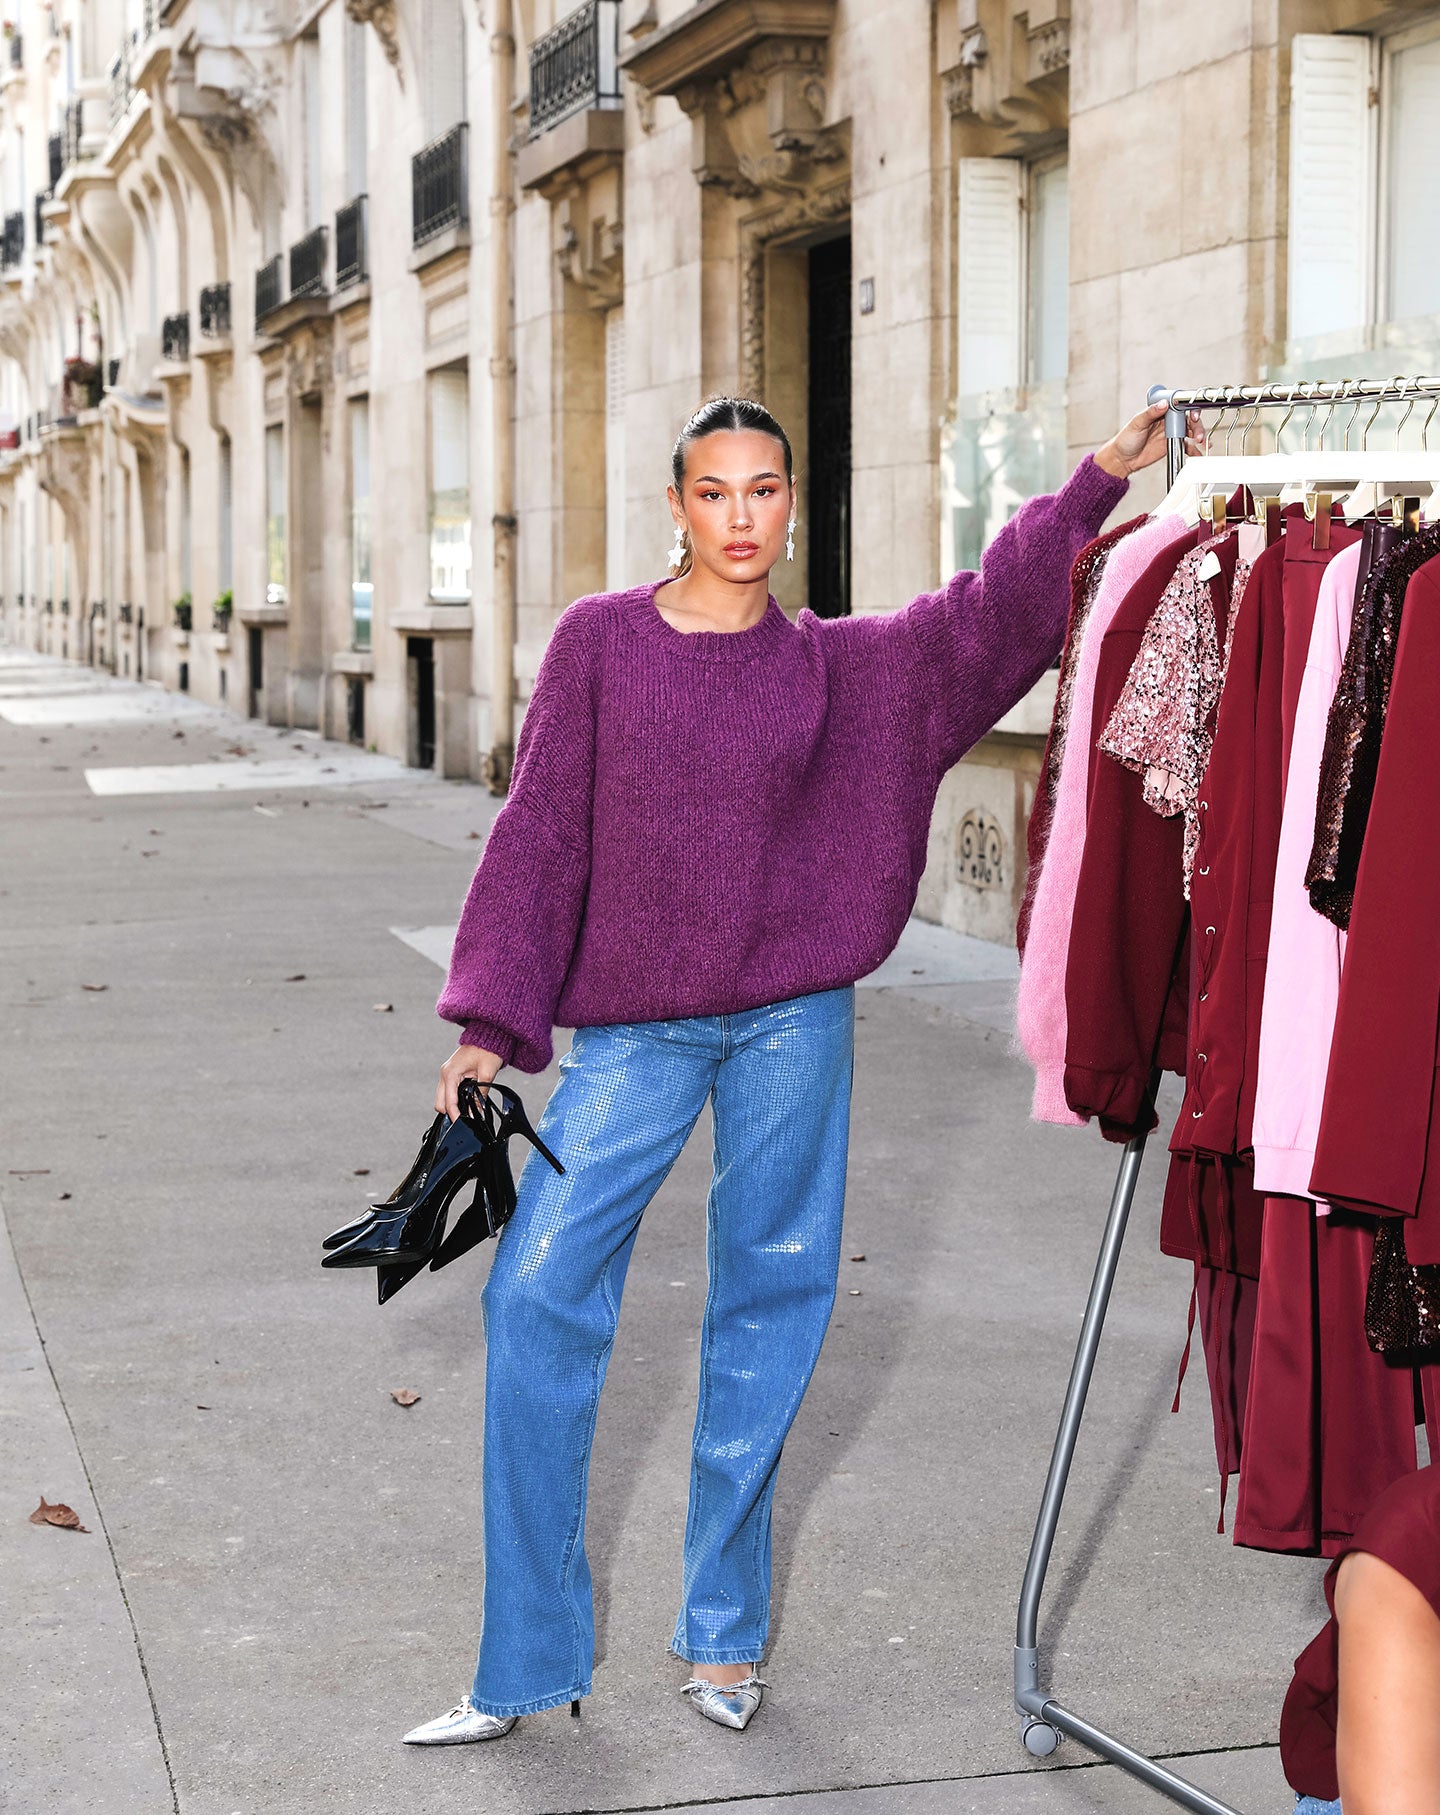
top-left (401, 1697), bottom-right (518, 1745)
top-left (679, 1673), bottom-right (767, 1731)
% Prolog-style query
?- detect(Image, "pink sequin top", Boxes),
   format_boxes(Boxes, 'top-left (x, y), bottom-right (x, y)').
top-left (1098, 524), bottom-right (1260, 895)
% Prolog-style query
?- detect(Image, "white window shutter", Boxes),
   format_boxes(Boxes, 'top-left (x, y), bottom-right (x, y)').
top-left (957, 157), bottom-right (1023, 398)
top-left (1383, 34), bottom-right (1440, 323)
top-left (1288, 33), bottom-right (1374, 342)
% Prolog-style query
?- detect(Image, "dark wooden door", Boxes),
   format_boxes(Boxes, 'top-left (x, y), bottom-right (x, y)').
top-left (807, 235), bottom-right (852, 619)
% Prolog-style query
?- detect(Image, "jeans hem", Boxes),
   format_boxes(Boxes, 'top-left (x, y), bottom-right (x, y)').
top-left (471, 1684), bottom-right (589, 1719)
top-left (670, 1643), bottom-right (764, 1667)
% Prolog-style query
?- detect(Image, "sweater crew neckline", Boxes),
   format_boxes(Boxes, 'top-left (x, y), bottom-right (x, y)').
top-left (624, 578), bottom-right (794, 663)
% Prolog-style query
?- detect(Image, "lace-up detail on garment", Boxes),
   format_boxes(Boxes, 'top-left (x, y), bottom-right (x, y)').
top-left (1099, 531), bottom-right (1256, 896)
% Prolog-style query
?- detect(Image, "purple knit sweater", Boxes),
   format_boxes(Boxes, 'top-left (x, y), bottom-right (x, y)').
top-left (438, 455), bottom-right (1128, 1071)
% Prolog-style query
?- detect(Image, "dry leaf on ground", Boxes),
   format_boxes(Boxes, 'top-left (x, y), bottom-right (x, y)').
top-left (390, 1389), bottom-right (421, 1407)
top-left (353, 1168), bottom-right (370, 1177)
top-left (29, 1496), bottom-right (88, 1532)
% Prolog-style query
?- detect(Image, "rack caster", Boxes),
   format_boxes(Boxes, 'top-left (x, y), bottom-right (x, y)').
top-left (1022, 1718), bottom-right (1060, 1758)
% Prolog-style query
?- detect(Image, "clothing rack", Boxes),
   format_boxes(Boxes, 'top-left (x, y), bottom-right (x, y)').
top-left (1010, 375), bottom-right (1440, 1814)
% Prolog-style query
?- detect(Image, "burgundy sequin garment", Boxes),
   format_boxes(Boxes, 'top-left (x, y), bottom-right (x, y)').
top-left (1306, 521), bottom-right (1440, 929)
top-left (1098, 529), bottom-right (1255, 895)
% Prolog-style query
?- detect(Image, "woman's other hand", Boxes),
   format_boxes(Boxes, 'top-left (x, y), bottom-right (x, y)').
top-left (1094, 402), bottom-right (1204, 478)
top-left (436, 1044), bottom-right (504, 1121)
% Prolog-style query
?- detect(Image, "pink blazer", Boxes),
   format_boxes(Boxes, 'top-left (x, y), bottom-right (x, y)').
top-left (1017, 512), bottom-right (1188, 1123)
top-left (1251, 541), bottom-right (1361, 1199)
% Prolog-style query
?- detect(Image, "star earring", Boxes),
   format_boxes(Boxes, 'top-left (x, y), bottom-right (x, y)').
top-left (668, 523), bottom-right (687, 571)
top-left (786, 515), bottom-right (796, 561)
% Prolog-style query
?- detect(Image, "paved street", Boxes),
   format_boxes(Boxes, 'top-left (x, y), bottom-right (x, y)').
top-left (1, 649), bottom-right (1324, 1815)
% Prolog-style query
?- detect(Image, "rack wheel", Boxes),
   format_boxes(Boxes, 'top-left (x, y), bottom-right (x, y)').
top-left (1022, 1718), bottom-right (1059, 1758)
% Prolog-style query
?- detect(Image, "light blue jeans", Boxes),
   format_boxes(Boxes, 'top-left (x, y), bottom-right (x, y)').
top-left (470, 986), bottom-right (856, 1718)
top-left (1294, 1800), bottom-right (1341, 1814)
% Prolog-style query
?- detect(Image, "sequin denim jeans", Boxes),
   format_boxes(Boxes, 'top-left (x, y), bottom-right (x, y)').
top-left (469, 986), bottom-right (856, 1718)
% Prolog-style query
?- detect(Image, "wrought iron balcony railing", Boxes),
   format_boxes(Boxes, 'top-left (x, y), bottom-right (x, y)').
top-left (335, 194), bottom-right (366, 288)
top-left (33, 192), bottom-right (44, 247)
top-left (47, 131), bottom-right (61, 190)
top-left (289, 224), bottom-right (327, 299)
top-left (199, 281), bottom-right (230, 336)
top-left (108, 34), bottom-right (135, 129)
top-left (2, 211), bottom-right (24, 268)
top-left (106, 356), bottom-right (119, 388)
top-left (162, 311), bottom-right (189, 361)
top-left (255, 253), bottom-right (283, 322)
top-left (529, 0), bottom-right (622, 136)
top-left (412, 122), bottom-right (467, 246)
top-left (7, 32), bottom-right (21, 69)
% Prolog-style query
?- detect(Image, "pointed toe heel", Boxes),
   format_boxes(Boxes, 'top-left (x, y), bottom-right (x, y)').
top-left (680, 1674), bottom-right (766, 1731)
top-left (402, 1698), bottom-right (517, 1746)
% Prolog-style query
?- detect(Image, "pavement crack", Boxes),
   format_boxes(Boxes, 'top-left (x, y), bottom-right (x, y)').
top-left (531, 1740), bottom-right (1281, 1815)
top-left (6, 1213), bottom-right (182, 1815)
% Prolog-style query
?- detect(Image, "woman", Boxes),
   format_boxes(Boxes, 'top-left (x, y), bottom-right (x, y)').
top-left (1282, 1462), bottom-right (1440, 1815)
top-left (403, 394), bottom-right (1172, 1745)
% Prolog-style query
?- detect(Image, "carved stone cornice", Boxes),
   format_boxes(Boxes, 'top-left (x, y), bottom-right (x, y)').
top-left (345, 0), bottom-right (402, 87)
top-left (555, 200), bottom-right (623, 308)
top-left (940, 2), bottom-right (1068, 146)
top-left (738, 176), bottom-right (847, 394)
top-left (618, 0), bottom-right (836, 93)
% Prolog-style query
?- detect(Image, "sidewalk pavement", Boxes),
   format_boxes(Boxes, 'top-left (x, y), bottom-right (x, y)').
top-left (0, 651), bottom-right (1321, 1815)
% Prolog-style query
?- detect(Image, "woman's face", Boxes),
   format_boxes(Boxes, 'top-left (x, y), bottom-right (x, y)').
top-left (669, 429), bottom-right (795, 583)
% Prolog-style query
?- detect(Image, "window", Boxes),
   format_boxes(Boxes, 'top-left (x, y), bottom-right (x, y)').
top-left (1026, 157), bottom-right (1069, 386)
top-left (423, 0), bottom-right (466, 139)
top-left (346, 13), bottom-right (367, 200)
top-left (350, 397), bottom-right (372, 648)
top-left (265, 424), bottom-right (285, 604)
top-left (301, 34), bottom-right (323, 229)
top-left (428, 366), bottom-right (470, 601)
top-left (605, 306), bottom-right (625, 591)
top-left (218, 434), bottom-right (232, 593)
top-left (1288, 25), bottom-right (1440, 343)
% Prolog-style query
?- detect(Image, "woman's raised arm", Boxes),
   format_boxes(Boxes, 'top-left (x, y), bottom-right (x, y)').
top-left (898, 403), bottom-right (1184, 773)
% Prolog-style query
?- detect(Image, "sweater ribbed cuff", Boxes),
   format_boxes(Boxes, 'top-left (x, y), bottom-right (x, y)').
top-left (1057, 454), bottom-right (1131, 532)
top-left (456, 1019), bottom-right (516, 1067)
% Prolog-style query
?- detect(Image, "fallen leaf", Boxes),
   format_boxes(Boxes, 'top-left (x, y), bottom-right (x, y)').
top-left (29, 1496), bottom-right (88, 1533)
top-left (81, 982), bottom-right (108, 992)
top-left (353, 1167), bottom-right (371, 1176)
top-left (57, 1191), bottom-right (71, 1201)
top-left (372, 1003), bottom-right (393, 1013)
top-left (390, 1389), bottom-right (421, 1408)
top-left (284, 974), bottom-right (306, 983)
top-left (849, 1253), bottom-right (866, 1263)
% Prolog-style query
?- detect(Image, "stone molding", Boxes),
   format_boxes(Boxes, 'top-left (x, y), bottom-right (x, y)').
top-left (618, 0), bottom-right (836, 94)
top-left (939, 0), bottom-right (1068, 147)
top-left (738, 174), bottom-right (848, 395)
top-left (344, 0), bottom-right (403, 87)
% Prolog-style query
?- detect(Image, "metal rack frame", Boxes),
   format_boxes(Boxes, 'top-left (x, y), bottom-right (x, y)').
top-left (1010, 373), bottom-right (1440, 1813)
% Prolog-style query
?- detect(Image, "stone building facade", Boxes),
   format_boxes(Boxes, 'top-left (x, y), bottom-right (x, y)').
top-left (1, 0), bottom-right (1437, 940)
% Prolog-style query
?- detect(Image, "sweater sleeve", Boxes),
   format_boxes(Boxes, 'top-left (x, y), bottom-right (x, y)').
top-left (435, 605), bottom-right (598, 1073)
top-left (899, 454), bottom-right (1130, 772)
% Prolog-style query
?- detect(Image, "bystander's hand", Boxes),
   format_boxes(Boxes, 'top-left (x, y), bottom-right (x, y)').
top-left (436, 1044), bottom-right (504, 1121)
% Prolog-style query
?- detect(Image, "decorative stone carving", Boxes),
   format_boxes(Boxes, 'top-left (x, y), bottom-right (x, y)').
top-left (738, 176), bottom-right (849, 395)
top-left (285, 318), bottom-right (334, 402)
top-left (939, 0), bottom-right (1067, 146)
top-left (345, 0), bottom-right (403, 84)
top-left (555, 204), bottom-right (624, 308)
top-left (955, 808), bottom-right (1005, 892)
top-left (676, 38), bottom-right (845, 198)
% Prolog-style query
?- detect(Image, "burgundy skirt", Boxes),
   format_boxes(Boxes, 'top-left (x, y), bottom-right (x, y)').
top-left (1280, 1463), bottom-right (1440, 1798)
